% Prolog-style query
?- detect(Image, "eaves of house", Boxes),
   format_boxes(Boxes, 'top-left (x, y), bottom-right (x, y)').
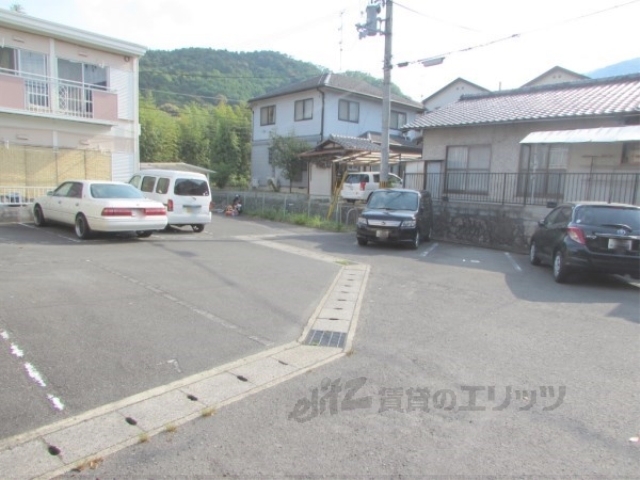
top-left (404, 73), bottom-right (640, 131)
top-left (0, 8), bottom-right (147, 56)
top-left (248, 72), bottom-right (423, 111)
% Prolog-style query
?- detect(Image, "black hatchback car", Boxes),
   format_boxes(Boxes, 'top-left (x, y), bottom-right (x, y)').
top-left (529, 201), bottom-right (640, 283)
top-left (356, 189), bottom-right (433, 249)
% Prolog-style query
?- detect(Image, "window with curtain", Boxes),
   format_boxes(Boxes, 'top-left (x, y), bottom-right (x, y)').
top-left (294, 98), bottom-right (313, 121)
top-left (445, 145), bottom-right (491, 193)
top-left (517, 144), bottom-right (568, 197)
top-left (338, 99), bottom-right (359, 123)
top-left (390, 110), bottom-right (407, 129)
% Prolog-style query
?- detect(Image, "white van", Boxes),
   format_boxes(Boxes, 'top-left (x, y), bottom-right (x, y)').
top-left (340, 171), bottom-right (403, 202)
top-left (129, 169), bottom-right (212, 232)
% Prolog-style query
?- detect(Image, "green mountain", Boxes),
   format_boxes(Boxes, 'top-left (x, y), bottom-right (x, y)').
top-left (139, 48), bottom-right (408, 107)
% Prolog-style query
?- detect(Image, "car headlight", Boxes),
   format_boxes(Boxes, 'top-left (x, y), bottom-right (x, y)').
top-left (401, 219), bottom-right (416, 228)
top-left (357, 216), bottom-right (368, 226)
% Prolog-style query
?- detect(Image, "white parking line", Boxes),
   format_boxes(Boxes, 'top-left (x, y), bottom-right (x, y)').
top-left (420, 242), bottom-right (439, 257)
top-left (504, 252), bottom-right (523, 272)
top-left (19, 223), bottom-right (81, 243)
top-left (0, 328), bottom-right (66, 412)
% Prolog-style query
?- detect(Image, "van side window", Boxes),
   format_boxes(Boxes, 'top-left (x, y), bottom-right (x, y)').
top-left (373, 174), bottom-right (379, 183)
top-left (140, 176), bottom-right (156, 193)
top-left (156, 178), bottom-right (170, 194)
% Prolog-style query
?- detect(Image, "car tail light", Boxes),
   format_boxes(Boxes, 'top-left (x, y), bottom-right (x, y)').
top-left (144, 207), bottom-right (166, 216)
top-left (167, 199), bottom-right (174, 212)
top-left (567, 226), bottom-right (586, 245)
top-left (102, 208), bottom-right (133, 217)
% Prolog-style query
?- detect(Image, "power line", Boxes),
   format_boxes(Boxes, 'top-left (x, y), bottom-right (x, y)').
top-left (396, 0), bottom-right (640, 68)
top-left (394, 1), bottom-right (484, 33)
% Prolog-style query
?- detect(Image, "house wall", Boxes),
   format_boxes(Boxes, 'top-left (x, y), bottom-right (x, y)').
top-left (422, 80), bottom-right (487, 112)
top-left (420, 118), bottom-right (635, 173)
top-left (524, 71), bottom-right (585, 87)
top-left (250, 88), bottom-right (421, 188)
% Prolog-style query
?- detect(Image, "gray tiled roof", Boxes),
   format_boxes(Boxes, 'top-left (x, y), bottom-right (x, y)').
top-left (404, 73), bottom-right (640, 130)
top-left (326, 134), bottom-right (382, 151)
top-left (249, 73), bottom-right (422, 109)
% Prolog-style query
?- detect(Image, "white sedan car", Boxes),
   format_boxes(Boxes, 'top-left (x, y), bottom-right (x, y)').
top-left (33, 180), bottom-right (168, 239)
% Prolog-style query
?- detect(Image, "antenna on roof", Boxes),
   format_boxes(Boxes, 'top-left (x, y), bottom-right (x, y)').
top-left (339, 9), bottom-right (345, 72)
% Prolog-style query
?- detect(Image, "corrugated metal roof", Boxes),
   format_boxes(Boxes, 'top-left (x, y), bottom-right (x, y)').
top-left (404, 73), bottom-right (640, 130)
top-left (520, 126), bottom-right (640, 144)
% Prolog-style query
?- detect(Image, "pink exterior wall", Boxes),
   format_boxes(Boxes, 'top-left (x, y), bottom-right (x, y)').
top-left (92, 90), bottom-right (118, 121)
top-left (0, 75), bottom-right (25, 110)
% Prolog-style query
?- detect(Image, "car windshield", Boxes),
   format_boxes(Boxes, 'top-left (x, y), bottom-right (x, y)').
top-left (574, 205), bottom-right (640, 230)
top-left (368, 191), bottom-right (418, 210)
top-left (90, 183), bottom-right (146, 199)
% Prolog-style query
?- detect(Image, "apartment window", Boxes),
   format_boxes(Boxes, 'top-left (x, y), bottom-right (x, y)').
top-left (0, 47), bottom-right (17, 71)
top-left (58, 59), bottom-right (108, 115)
top-left (260, 105), bottom-right (276, 125)
top-left (338, 99), bottom-right (359, 123)
top-left (1, 47), bottom-right (49, 109)
top-left (518, 144), bottom-right (568, 197)
top-left (445, 145), bottom-right (492, 193)
top-left (295, 98), bottom-right (313, 121)
top-left (390, 110), bottom-right (407, 130)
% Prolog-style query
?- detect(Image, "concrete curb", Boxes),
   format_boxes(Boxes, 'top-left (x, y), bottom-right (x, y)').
top-left (0, 206), bottom-right (32, 224)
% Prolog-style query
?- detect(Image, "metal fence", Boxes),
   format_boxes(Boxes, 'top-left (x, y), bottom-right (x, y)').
top-left (405, 172), bottom-right (640, 206)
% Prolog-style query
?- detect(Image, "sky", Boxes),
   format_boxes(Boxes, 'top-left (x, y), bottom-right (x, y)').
top-left (3, 0), bottom-right (640, 102)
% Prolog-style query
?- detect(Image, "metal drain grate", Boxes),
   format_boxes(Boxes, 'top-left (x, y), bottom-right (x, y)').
top-left (304, 330), bottom-right (346, 348)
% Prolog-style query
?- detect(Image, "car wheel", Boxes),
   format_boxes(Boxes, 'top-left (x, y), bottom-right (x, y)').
top-left (529, 241), bottom-right (541, 265)
top-left (33, 205), bottom-right (46, 227)
top-left (357, 237), bottom-right (368, 246)
top-left (136, 231), bottom-right (153, 238)
top-left (553, 250), bottom-right (570, 283)
top-left (192, 224), bottom-right (205, 233)
top-left (411, 231), bottom-right (421, 250)
top-left (74, 213), bottom-right (91, 239)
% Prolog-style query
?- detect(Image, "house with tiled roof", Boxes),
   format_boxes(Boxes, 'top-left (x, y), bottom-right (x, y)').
top-left (421, 77), bottom-right (490, 113)
top-left (247, 73), bottom-right (423, 194)
top-left (402, 73), bottom-right (640, 205)
top-left (520, 66), bottom-right (588, 88)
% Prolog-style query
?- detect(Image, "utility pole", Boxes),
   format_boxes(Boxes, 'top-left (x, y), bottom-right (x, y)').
top-left (380, 0), bottom-right (392, 188)
top-left (357, 0), bottom-right (392, 187)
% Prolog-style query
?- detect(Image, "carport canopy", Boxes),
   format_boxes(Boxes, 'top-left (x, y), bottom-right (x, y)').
top-left (520, 125), bottom-right (640, 144)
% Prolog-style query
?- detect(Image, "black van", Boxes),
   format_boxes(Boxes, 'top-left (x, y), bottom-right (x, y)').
top-left (356, 189), bottom-right (433, 249)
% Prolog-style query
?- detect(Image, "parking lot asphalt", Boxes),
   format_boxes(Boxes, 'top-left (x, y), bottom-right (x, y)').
top-left (1, 213), bottom-right (639, 478)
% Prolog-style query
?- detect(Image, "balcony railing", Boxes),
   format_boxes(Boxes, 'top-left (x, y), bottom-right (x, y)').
top-left (0, 68), bottom-right (117, 122)
top-left (404, 172), bottom-right (640, 206)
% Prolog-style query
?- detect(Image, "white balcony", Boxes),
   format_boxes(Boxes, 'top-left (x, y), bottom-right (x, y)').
top-left (0, 68), bottom-right (118, 124)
